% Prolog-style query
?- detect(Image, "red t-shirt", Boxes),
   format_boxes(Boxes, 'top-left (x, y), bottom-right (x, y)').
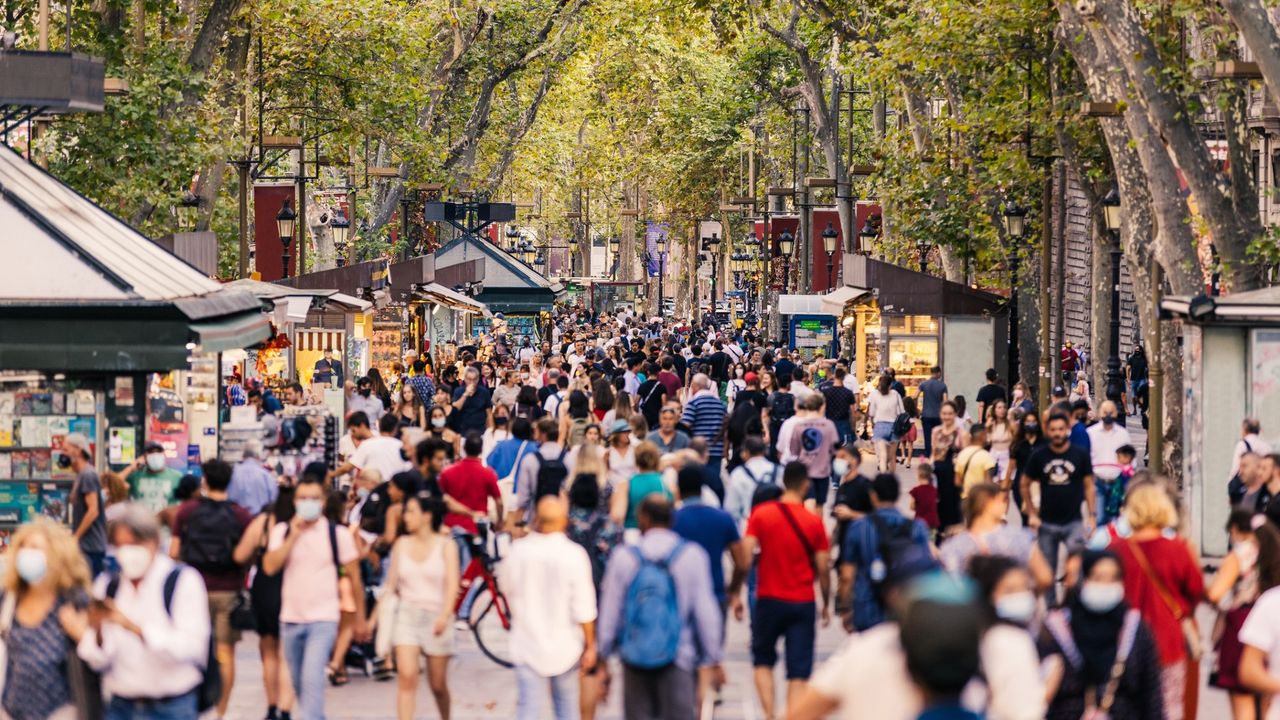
top-left (1109, 535), bottom-right (1205, 665)
top-left (172, 497), bottom-right (252, 592)
top-left (746, 500), bottom-right (830, 603)
top-left (438, 457), bottom-right (501, 534)
top-left (909, 484), bottom-right (940, 529)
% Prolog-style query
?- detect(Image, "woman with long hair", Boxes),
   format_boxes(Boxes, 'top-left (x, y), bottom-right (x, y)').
top-left (234, 484), bottom-right (298, 714)
top-left (394, 384), bottom-right (426, 429)
top-left (527, 354), bottom-right (546, 389)
top-left (867, 373), bottom-right (906, 473)
top-left (602, 390), bottom-right (634, 429)
top-left (1038, 551), bottom-right (1165, 720)
top-left (591, 379), bottom-right (615, 422)
top-left (1107, 483), bottom-right (1205, 720)
top-left (1, 519), bottom-right (93, 720)
top-left (1070, 370), bottom-right (1092, 410)
top-left (603, 420), bottom-right (637, 496)
top-left (1237, 517), bottom-right (1280, 719)
top-left (426, 406), bottom-right (459, 449)
top-left (513, 384), bottom-right (543, 422)
top-left (564, 472), bottom-right (621, 720)
top-left (986, 399), bottom-right (1015, 482)
top-left (479, 361), bottom-right (497, 389)
top-left (759, 369), bottom-right (778, 395)
top-left (383, 492), bottom-right (459, 720)
top-left (1006, 411), bottom-right (1046, 524)
top-left (932, 401), bottom-right (968, 535)
top-left (482, 404), bottom-right (512, 461)
top-left (368, 367), bottom-right (393, 411)
top-left (560, 390), bottom-right (593, 449)
top-left (610, 441), bottom-right (673, 538)
top-left (1208, 510), bottom-right (1278, 720)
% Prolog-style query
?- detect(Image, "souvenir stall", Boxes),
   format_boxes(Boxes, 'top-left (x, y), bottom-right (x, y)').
top-left (0, 151), bottom-right (268, 536)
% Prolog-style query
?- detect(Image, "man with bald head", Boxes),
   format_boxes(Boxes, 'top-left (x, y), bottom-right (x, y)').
top-left (681, 373), bottom-right (729, 503)
top-left (502, 496), bottom-right (597, 720)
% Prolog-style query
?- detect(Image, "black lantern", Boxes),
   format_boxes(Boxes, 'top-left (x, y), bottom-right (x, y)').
top-left (1101, 186), bottom-right (1125, 407)
top-left (505, 225), bottom-right (521, 250)
top-left (858, 216), bottom-right (879, 253)
top-left (778, 230), bottom-right (795, 256)
top-left (1002, 203), bottom-right (1027, 239)
top-left (1101, 187), bottom-right (1122, 234)
top-left (177, 191), bottom-right (200, 231)
top-left (330, 208), bottom-right (351, 267)
top-left (277, 198), bottom-right (297, 278)
top-left (821, 222), bottom-right (838, 255)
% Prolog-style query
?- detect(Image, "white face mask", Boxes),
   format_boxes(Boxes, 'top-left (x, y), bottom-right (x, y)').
top-left (296, 498), bottom-right (324, 522)
top-left (117, 545), bottom-right (154, 580)
top-left (832, 458), bottom-right (851, 477)
top-left (356, 487), bottom-right (371, 501)
top-left (145, 453), bottom-right (167, 473)
top-left (431, 417), bottom-right (446, 429)
top-left (1079, 581), bottom-right (1126, 613)
top-left (994, 590), bottom-right (1036, 625)
top-left (15, 548), bottom-right (47, 584)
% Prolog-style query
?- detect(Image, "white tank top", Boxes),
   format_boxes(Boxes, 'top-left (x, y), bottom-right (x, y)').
top-left (395, 538), bottom-right (447, 613)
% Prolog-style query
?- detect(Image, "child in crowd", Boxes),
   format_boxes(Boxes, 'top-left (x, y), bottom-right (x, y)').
top-left (1102, 444), bottom-right (1137, 524)
top-left (909, 461), bottom-right (940, 541)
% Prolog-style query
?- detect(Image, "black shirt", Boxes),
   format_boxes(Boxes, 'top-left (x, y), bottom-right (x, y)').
top-left (636, 379), bottom-right (667, 428)
top-left (1024, 444), bottom-right (1093, 524)
top-left (451, 384), bottom-right (492, 433)
top-left (671, 354), bottom-right (688, 380)
top-left (774, 359), bottom-right (797, 385)
top-left (708, 351), bottom-right (731, 382)
top-left (1012, 438), bottom-right (1047, 483)
top-left (821, 385), bottom-right (856, 421)
top-left (975, 383), bottom-right (1007, 417)
top-left (1127, 352), bottom-right (1148, 381)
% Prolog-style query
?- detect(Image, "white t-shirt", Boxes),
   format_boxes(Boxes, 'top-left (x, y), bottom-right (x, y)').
top-left (867, 389), bottom-right (905, 424)
top-left (810, 623), bottom-right (921, 720)
top-left (543, 391), bottom-right (564, 417)
top-left (1087, 423), bottom-right (1133, 480)
top-left (1239, 586), bottom-right (1280, 720)
top-left (501, 532), bottom-right (597, 677)
top-left (350, 435), bottom-right (410, 483)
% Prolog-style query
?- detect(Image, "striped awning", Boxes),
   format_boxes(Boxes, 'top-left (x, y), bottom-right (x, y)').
top-left (295, 328), bottom-right (346, 352)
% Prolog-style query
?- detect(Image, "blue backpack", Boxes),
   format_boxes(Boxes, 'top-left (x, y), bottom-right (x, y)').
top-left (618, 542), bottom-right (686, 669)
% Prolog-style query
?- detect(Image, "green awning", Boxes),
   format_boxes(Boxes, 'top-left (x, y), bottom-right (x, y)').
top-left (190, 311), bottom-right (271, 353)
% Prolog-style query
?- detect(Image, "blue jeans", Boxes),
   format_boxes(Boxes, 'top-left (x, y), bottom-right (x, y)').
top-left (452, 527), bottom-right (481, 619)
top-left (282, 621), bottom-right (339, 720)
top-left (515, 663), bottom-right (578, 720)
top-left (703, 454), bottom-right (725, 503)
top-left (833, 419), bottom-right (854, 445)
top-left (106, 692), bottom-right (197, 720)
top-left (84, 551), bottom-right (106, 580)
top-left (921, 417), bottom-right (941, 458)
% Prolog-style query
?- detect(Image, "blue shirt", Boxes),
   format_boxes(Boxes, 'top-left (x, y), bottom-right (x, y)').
top-left (1070, 421), bottom-right (1092, 453)
top-left (228, 458), bottom-right (278, 514)
top-left (673, 499), bottom-right (740, 603)
top-left (841, 507), bottom-right (932, 631)
top-left (681, 392), bottom-right (728, 455)
top-left (597, 528), bottom-right (724, 671)
top-left (486, 438), bottom-right (538, 491)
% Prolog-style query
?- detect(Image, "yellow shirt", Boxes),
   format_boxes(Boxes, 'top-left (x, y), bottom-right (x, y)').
top-left (955, 446), bottom-right (996, 498)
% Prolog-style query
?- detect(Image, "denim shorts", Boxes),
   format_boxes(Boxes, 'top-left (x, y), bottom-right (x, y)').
top-left (750, 598), bottom-right (816, 679)
top-left (872, 421), bottom-right (896, 442)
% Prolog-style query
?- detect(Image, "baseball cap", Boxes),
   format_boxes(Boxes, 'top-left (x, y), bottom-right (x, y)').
top-left (62, 432), bottom-right (91, 458)
top-left (609, 419), bottom-right (631, 437)
top-left (1051, 385), bottom-right (1067, 397)
top-left (744, 371), bottom-right (759, 384)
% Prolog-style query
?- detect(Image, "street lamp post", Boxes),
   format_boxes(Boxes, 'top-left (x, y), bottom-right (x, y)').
top-left (1101, 187), bottom-right (1125, 408)
top-left (177, 191), bottom-right (200, 232)
top-left (779, 230), bottom-right (795, 293)
top-left (916, 241), bottom-right (931, 275)
top-left (822, 222), bottom-right (838, 292)
top-left (330, 207), bottom-right (351, 267)
top-left (656, 233), bottom-right (667, 311)
top-left (505, 225), bottom-right (521, 251)
top-left (703, 232), bottom-right (721, 316)
top-left (858, 215), bottom-right (879, 255)
top-left (1002, 202), bottom-right (1027, 384)
top-left (277, 198), bottom-right (297, 279)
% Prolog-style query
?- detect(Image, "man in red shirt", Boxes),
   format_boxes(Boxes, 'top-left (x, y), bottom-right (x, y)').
top-left (742, 461), bottom-right (831, 720)
top-left (438, 431), bottom-right (504, 568)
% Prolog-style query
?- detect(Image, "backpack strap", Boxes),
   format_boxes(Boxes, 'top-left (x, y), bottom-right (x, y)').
top-left (105, 575), bottom-right (121, 601)
top-left (328, 519), bottom-right (341, 578)
top-left (162, 566), bottom-right (184, 617)
top-left (777, 503), bottom-right (817, 572)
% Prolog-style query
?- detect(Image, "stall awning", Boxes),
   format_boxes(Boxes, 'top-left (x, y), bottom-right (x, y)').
top-left (190, 312), bottom-right (272, 353)
top-left (821, 285), bottom-right (872, 315)
top-left (417, 283), bottom-right (490, 316)
top-left (779, 294), bottom-right (833, 316)
top-left (1163, 286), bottom-right (1280, 324)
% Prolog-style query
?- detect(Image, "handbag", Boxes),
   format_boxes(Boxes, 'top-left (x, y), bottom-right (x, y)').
top-left (1126, 539), bottom-right (1203, 661)
top-left (229, 589), bottom-right (257, 632)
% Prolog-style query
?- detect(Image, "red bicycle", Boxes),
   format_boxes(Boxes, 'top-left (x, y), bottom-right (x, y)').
top-left (454, 519), bottom-right (514, 667)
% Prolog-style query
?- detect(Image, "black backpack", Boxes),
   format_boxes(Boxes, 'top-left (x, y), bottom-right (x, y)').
top-left (179, 498), bottom-right (243, 573)
top-left (533, 449), bottom-right (570, 502)
top-left (767, 393), bottom-right (796, 448)
top-left (107, 567), bottom-right (221, 713)
top-left (744, 463), bottom-right (783, 508)
top-left (868, 514), bottom-right (917, 601)
top-left (891, 412), bottom-right (913, 438)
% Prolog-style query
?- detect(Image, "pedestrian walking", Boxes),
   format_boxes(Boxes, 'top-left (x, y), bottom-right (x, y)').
top-left (263, 474), bottom-right (368, 720)
top-left (743, 462), bottom-right (831, 720)
top-left (598, 496), bottom-right (723, 720)
top-left (954, 423), bottom-right (997, 499)
top-left (61, 432), bottom-right (107, 578)
top-left (438, 431), bottom-right (503, 568)
top-left (838, 473), bottom-right (932, 633)
top-left (724, 436), bottom-right (781, 531)
top-left (503, 497), bottom-right (598, 720)
top-left (938, 482), bottom-right (1052, 590)
top-left (867, 374), bottom-right (906, 473)
top-left (1005, 412), bottom-right (1046, 524)
top-left (975, 368), bottom-right (1007, 423)
top-left (228, 440), bottom-right (278, 514)
top-left (170, 459), bottom-right (253, 719)
top-left (1089, 400), bottom-right (1133, 525)
top-left (819, 367), bottom-right (857, 445)
top-left (610, 441), bottom-right (673, 539)
top-left (680, 374), bottom-right (729, 502)
top-left (75, 505), bottom-right (211, 720)
top-left (968, 555), bottom-right (1049, 720)
top-left (917, 366), bottom-right (949, 459)
top-left (125, 441), bottom-right (185, 514)
top-left (931, 401), bottom-right (968, 535)
top-left (776, 393), bottom-right (839, 508)
top-left (381, 491), bottom-right (459, 720)
top-left (1023, 411), bottom-right (1096, 605)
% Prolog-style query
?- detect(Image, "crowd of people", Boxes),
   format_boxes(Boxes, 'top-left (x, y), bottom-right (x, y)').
top-left (2, 307), bottom-right (1278, 720)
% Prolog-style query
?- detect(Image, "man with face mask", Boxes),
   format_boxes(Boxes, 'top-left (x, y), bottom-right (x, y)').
top-left (346, 376), bottom-right (386, 426)
top-left (264, 473), bottom-right (368, 720)
top-left (126, 441), bottom-right (185, 515)
top-left (73, 505), bottom-right (210, 718)
top-left (61, 432), bottom-right (107, 577)
top-left (1086, 401), bottom-right (1133, 526)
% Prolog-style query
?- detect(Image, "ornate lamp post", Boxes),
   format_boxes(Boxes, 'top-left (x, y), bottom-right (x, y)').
top-left (276, 198), bottom-right (297, 278)
top-left (330, 208), bottom-right (351, 267)
top-left (822, 222), bottom-right (838, 292)
top-left (858, 215), bottom-right (879, 255)
top-left (1101, 187), bottom-right (1125, 408)
top-left (1002, 202), bottom-right (1027, 384)
top-left (656, 232), bottom-right (667, 310)
top-left (778, 229), bottom-right (795, 293)
top-left (916, 241), bottom-right (932, 274)
top-left (702, 232), bottom-right (722, 314)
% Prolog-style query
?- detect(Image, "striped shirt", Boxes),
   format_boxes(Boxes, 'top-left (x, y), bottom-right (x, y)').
top-left (681, 391), bottom-right (728, 456)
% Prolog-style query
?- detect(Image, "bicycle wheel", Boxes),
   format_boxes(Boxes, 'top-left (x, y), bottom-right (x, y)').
top-left (470, 585), bottom-right (514, 668)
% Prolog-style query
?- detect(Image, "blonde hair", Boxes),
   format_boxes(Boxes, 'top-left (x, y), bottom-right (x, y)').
top-left (4, 518), bottom-right (91, 595)
top-left (575, 441), bottom-right (606, 483)
top-left (102, 469), bottom-right (130, 505)
top-left (1124, 483), bottom-right (1179, 531)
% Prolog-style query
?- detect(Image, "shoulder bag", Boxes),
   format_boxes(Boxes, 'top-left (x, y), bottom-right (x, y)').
top-left (777, 503), bottom-right (818, 573)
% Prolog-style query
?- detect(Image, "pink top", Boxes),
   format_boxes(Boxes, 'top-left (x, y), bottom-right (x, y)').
top-left (269, 520), bottom-right (359, 624)
top-left (394, 538), bottom-right (448, 613)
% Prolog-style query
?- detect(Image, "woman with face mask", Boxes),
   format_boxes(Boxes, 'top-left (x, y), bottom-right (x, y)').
top-left (1006, 412), bottom-right (1046, 525)
top-left (1038, 550), bottom-right (1164, 720)
top-left (966, 555), bottom-right (1047, 720)
top-left (425, 406), bottom-right (459, 449)
top-left (482, 404), bottom-right (512, 461)
top-left (1106, 484), bottom-right (1206, 720)
top-left (0, 519), bottom-right (94, 720)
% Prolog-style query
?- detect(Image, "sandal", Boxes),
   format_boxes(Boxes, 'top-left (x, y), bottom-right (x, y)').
top-left (327, 665), bottom-right (349, 687)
